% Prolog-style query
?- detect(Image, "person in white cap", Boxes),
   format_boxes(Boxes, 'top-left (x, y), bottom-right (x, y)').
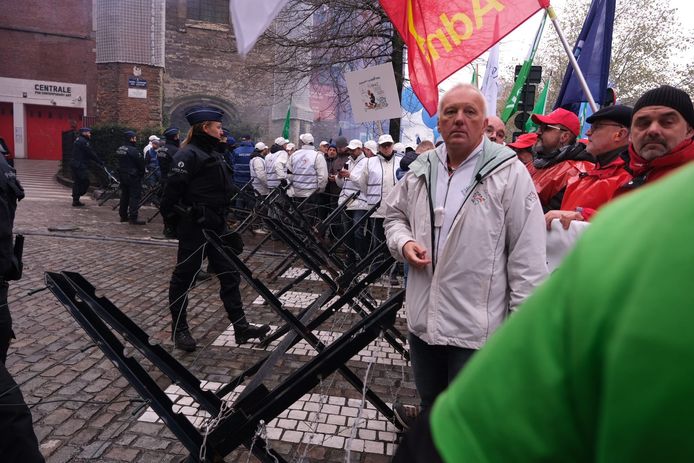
top-left (363, 140), bottom-right (378, 158)
top-left (286, 143), bottom-right (296, 155)
top-left (143, 134), bottom-right (160, 157)
top-left (249, 142), bottom-right (270, 234)
top-left (250, 142), bottom-right (269, 196)
top-left (354, 133), bottom-right (403, 257)
top-left (319, 140), bottom-right (329, 155)
top-left (286, 133), bottom-right (328, 223)
top-left (336, 139), bottom-right (370, 264)
top-left (266, 137), bottom-right (289, 189)
top-left (393, 142), bottom-right (406, 156)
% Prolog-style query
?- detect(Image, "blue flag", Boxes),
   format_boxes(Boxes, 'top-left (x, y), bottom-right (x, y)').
top-left (554, 0), bottom-right (615, 112)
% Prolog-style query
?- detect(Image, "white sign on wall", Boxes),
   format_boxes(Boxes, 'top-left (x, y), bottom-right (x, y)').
top-left (345, 63), bottom-right (401, 123)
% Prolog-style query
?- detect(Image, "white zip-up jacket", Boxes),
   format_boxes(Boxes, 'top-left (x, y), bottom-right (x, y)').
top-left (336, 153), bottom-right (367, 210)
top-left (250, 155), bottom-right (268, 196)
top-left (265, 149), bottom-right (288, 188)
top-left (355, 153), bottom-right (402, 218)
top-left (384, 138), bottom-right (548, 349)
top-left (287, 145), bottom-right (328, 197)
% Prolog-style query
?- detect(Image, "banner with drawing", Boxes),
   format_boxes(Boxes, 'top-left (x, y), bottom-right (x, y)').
top-left (345, 62), bottom-right (401, 123)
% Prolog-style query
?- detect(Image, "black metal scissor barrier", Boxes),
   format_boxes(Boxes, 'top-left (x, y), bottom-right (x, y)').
top-left (45, 264), bottom-right (404, 461)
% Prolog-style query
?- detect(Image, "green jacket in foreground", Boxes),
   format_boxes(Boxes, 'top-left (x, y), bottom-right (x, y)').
top-left (431, 162), bottom-right (694, 462)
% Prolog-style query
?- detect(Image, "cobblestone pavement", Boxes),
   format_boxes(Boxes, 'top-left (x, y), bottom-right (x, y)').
top-left (6, 160), bottom-right (417, 462)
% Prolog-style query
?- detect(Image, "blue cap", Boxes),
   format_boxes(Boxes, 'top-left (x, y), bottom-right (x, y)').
top-left (227, 136), bottom-right (236, 145)
top-left (124, 130), bottom-right (136, 138)
top-left (184, 105), bottom-right (224, 125)
top-left (329, 144), bottom-right (337, 149)
top-left (79, 127), bottom-right (91, 133)
top-left (222, 128), bottom-right (231, 137)
top-left (163, 126), bottom-right (179, 138)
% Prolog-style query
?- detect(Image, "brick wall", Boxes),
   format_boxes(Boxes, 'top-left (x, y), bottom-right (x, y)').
top-left (162, 0), bottom-right (275, 139)
top-left (96, 63), bottom-right (163, 128)
top-left (0, 0), bottom-right (98, 116)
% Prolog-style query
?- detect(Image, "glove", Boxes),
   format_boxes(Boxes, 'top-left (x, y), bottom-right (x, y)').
top-left (221, 231), bottom-right (244, 255)
top-left (280, 179), bottom-right (288, 188)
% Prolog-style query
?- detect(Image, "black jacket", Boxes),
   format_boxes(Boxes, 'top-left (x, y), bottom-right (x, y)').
top-left (157, 140), bottom-right (179, 179)
top-left (116, 142), bottom-right (146, 177)
top-left (70, 135), bottom-right (102, 169)
top-left (0, 157), bottom-right (23, 279)
top-left (161, 133), bottom-right (237, 219)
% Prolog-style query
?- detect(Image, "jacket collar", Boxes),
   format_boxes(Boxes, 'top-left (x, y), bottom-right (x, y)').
top-left (409, 137), bottom-right (517, 184)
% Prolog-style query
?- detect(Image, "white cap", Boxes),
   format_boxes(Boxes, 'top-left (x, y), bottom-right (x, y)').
top-left (378, 134), bottom-right (394, 145)
top-left (319, 140), bottom-right (329, 146)
top-left (274, 137), bottom-right (288, 146)
top-left (347, 139), bottom-right (363, 150)
top-left (148, 135), bottom-right (160, 142)
top-left (393, 142), bottom-right (405, 154)
top-left (255, 142), bottom-right (267, 150)
top-left (286, 143), bottom-right (295, 151)
top-left (299, 133), bottom-right (314, 145)
top-left (364, 140), bottom-right (378, 153)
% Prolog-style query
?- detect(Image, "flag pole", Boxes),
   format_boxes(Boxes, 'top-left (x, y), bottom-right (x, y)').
top-left (546, 5), bottom-right (598, 112)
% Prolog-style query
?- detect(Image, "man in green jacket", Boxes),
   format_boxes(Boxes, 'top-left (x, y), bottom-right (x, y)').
top-left (394, 162), bottom-right (694, 462)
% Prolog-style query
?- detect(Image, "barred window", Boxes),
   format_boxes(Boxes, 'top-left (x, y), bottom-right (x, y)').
top-left (188, 0), bottom-right (229, 24)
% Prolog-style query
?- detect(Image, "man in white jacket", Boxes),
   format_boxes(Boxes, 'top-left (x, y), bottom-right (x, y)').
top-left (384, 84), bottom-right (547, 428)
top-left (286, 133), bottom-right (328, 225)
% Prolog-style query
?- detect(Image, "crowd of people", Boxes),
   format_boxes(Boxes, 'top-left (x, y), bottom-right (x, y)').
top-left (3, 81), bottom-right (693, 460)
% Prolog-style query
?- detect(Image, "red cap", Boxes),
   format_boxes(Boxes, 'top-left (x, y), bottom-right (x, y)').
top-left (531, 108), bottom-right (580, 137)
top-left (507, 132), bottom-right (538, 150)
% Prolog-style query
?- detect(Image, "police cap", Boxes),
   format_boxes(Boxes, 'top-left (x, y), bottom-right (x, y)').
top-left (184, 106), bottom-right (224, 125)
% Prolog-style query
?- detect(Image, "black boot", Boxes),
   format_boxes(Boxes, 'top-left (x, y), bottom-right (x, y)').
top-left (72, 200), bottom-right (85, 207)
top-left (172, 329), bottom-right (197, 352)
top-left (129, 218), bottom-right (146, 225)
top-left (234, 323), bottom-right (271, 344)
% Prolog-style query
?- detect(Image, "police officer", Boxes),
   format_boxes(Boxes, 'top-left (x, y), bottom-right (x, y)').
top-left (161, 106), bottom-right (270, 352)
top-left (157, 127), bottom-right (180, 181)
top-left (70, 127), bottom-right (103, 207)
top-left (117, 131), bottom-right (146, 225)
top-left (0, 156), bottom-right (44, 462)
top-left (231, 134), bottom-right (254, 215)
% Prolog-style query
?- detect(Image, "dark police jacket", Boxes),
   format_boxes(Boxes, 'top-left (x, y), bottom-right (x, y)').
top-left (70, 134), bottom-right (101, 169)
top-left (116, 142), bottom-right (146, 178)
top-left (157, 140), bottom-right (179, 179)
top-left (161, 133), bottom-right (237, 228)
top-left (0, 157), bottom-right (23, 279)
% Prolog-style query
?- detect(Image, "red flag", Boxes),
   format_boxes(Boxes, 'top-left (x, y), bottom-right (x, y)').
top-left (381, 0), bottom-right (549, 115)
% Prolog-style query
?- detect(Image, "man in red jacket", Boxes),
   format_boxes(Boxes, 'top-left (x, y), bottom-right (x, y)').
top-left (544, 105), bottom-right (632, 228)
top-left (546, 86), bottom-right (694, 230)
top-left (617, 85), bottom-right (694, 195)
top-left (527, 108), bottom-right (595, 212)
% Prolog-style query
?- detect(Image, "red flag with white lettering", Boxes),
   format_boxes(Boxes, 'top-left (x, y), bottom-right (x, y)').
top-left (380, 0), bottom-right (549, 115)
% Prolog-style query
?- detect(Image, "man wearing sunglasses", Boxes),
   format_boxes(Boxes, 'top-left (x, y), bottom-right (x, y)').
top-left (527, 108), bottom-right (595, 212)
top-left (544, 105), bottom-right (633, 228)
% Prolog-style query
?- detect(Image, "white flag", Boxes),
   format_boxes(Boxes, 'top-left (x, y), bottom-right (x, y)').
top-left (229, 0), bottom-right (289, 56)
top-left (480, 44), bottom-right (500, 117)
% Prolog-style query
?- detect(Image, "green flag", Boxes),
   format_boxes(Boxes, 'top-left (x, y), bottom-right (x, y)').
top-left (471, 64), bottom-right (479, 88)
top-left (525, 76), bottom-right (551, 133)
top-left (282, 96), bottom-right (292, 139)
top-left (501, 12), bottom-right (547, 122)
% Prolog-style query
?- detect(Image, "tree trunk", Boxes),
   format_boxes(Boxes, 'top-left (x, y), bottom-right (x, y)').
top-left (389, 33), bottom-right (405, 141)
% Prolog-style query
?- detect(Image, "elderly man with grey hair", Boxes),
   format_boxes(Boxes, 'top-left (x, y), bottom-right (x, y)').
top-left (384, 84), bottom-right (548, 428)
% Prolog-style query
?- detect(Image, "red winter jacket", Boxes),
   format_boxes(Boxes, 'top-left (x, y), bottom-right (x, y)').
top-left (528, 160), bottom-right (595, 211)
top-left (560, 148), bottom-right (632, 221)
top-left (615, 139), bottom-right (694, 197)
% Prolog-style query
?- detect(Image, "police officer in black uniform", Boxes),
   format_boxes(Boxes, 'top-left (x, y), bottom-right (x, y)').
top-left (0, 156), bottom-right (44, 462)
top-left (116, 131), bottom-right (146, 225)
top-left (161, 106), bottom-right (270, 352)
top-left (157, 127), bottom-right (180, 238)
top-left (70, 127), bottom-right (103, 207)
top-left (157, 126), bottom-right (180, 181)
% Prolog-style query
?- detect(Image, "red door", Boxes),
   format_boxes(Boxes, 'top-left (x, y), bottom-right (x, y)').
top-left (25, 105), bottom-right (84, 160)
top-left (0, 103), bottom-right (14, 159)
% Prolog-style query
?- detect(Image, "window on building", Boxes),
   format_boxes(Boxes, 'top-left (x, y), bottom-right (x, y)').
top-left (188, 0), bottom-right (229, 24)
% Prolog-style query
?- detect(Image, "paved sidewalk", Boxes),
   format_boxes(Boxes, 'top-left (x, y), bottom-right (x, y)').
top-left (6, 160), bottom-right (416, 462)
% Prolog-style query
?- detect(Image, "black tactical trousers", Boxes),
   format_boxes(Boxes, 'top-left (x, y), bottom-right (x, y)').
top-left (119, 174), bottom-right (143, 220)
top-left (71, 166), bottom-right (90, 201)
top-left (168, 220), bottom-right (247, 334)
